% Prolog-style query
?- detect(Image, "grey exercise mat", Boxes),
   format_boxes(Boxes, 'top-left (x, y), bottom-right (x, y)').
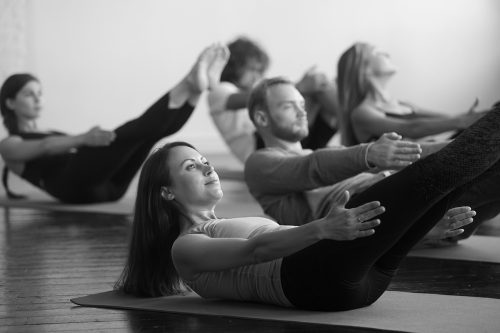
top-left (408, 235), bottom-right (500, 263)
top-left (71, 290), bottom-right (500, 333)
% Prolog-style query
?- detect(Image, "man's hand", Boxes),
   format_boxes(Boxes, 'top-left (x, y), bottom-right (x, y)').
top-left (367, 132), bottom-right (421, 169)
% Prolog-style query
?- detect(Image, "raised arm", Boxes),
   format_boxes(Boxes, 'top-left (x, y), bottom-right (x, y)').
top-left (208, 82), bottom-right (250, 113)
top-left (225, 92), bottom-right (250, 110)
top-left (352, 104), bottom-right (485, 142)
top-left (172, 193), bottom-right (384, 279)
top-left (0, 126), bottom-right (115, 162)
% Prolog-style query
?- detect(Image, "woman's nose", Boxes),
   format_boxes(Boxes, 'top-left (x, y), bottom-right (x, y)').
top-left (203, 164), bottom-right (214, 176)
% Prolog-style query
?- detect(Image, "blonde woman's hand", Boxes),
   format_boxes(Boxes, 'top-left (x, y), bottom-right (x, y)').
top-left (295, 66), bottom-right (330, 95)
top-left (318, 191), bottom-right (384, 241)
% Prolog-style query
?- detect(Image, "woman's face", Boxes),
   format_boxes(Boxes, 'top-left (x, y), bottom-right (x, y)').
top-left (165, 146), bottom-right (223, 210)
top-left (367, 48), bottom-right (397, 76)
top-left (237, 58), bottom-right (266, 91)
top-left (7, 80), bottom-right (43, 120)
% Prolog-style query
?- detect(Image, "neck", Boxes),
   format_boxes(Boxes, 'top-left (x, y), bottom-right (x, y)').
top-left (262, 133), bottom-right (303, 152)
top-left (366, 74), bottom-right (394, 103)
top-left (17, 119), bottom-right (37, 132)
top-left (179, 205), bottom-right (218, 232)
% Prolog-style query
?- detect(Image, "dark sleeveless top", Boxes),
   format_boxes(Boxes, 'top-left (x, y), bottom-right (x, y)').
top-left (363, 106), bottom-right (417, 143)
top-left (4, 131), bottom-right (71, 197)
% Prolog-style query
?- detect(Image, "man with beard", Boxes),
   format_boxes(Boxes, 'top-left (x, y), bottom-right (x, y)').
top-left (244, 77), bottom-right (495, 244)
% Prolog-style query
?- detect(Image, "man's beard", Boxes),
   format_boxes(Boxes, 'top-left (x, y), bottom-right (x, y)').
top-left (269, 118), bottom-right (309, 143)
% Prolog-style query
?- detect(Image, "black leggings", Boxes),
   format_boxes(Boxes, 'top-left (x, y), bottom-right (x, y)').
top-left (281, 105), bottom-right (500, 311)
top-left (46, 92), bottom-right (194, 203)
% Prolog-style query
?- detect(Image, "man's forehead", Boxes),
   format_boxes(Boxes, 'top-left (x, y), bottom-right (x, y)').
top-left (266, 83), bottom-right (303, 103)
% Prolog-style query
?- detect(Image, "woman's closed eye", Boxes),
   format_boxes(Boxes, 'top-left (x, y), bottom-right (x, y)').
top-left (201, 157), bottom-right (210, 166)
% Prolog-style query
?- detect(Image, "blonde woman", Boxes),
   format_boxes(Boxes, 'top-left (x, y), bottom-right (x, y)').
top-left (336, 42), bottom-right (487, 146)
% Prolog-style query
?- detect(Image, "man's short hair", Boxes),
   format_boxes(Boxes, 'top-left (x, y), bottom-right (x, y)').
top-left (247, 76), bottom-right (294, 124)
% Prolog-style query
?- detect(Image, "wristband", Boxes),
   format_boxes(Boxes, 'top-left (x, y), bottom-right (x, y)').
top-left (364, 143), bottom-right (376, 169)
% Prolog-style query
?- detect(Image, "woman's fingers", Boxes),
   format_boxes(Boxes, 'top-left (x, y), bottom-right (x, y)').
top-left (446, 207), bottom-right (476, 230)
top-left (357, 229), bottom-right (376, 238)
top-left (352, 201), bottom-right (385, 220)
top-left (446, 206), bottom-right (471, 215)
top-left (359, 219), bottom-right (381, 231)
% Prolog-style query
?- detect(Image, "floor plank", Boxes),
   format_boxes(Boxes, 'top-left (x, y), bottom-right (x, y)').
top-left (1, 205), bottom-right (499, 332)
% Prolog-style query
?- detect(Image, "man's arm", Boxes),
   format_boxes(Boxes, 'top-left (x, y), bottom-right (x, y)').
top-left (245, 133), bottom-right (421, 196)
top-left (245, 145), bottom-right (371, 195)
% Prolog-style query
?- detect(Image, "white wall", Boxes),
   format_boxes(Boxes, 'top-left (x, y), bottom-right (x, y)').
top-left (2, 0), bottom-right (500, 154)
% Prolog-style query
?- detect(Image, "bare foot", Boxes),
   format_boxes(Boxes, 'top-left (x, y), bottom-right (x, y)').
top-left (207, 44), bottom-right (230, 89)
top-left (185, 44), bottom-right (217, 94)
top-left (169, 43), bottom-right (230, 108)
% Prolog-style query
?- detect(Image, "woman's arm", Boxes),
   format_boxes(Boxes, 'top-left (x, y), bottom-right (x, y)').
top-left (352, 105), bottom-right (483, 142)
top-left (225, 92), bottom-right (250, 110)
top-left (172, 192), bottom-right (384, 278)
top-left (401, 99), bottom-right (485, 119)
top-left (0, 126), bottom-right (115, 162)
top-left (400, 101), bottom-right (450, 118)
top-left (208, 83), bottom-right (249, 112)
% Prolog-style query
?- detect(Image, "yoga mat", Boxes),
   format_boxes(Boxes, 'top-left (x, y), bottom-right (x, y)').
top-left (408, 235), bottom-right (500, 263)
top-left (71, 290), bottom-right (500, 333)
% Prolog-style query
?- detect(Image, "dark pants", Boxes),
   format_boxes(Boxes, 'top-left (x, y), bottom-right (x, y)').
top-left (281, 105), bottom-right (500, 311)
top-left (47, 93), bottom-right (194, 203)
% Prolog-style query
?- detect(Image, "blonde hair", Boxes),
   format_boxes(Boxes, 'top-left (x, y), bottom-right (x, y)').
top-left (337, 42), bottom-right (375, 146)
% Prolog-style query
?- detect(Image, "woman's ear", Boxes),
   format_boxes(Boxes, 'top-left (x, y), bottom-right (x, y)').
top-left (254, 110), bottom-right (269, 128)
top-left (160, 186), bottom-right (175, 201)
top-left (5, 98), bottom-right (15, 111)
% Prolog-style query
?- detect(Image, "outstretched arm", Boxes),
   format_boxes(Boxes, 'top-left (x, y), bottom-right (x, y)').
top-left (0, 126), bottom-right (115, 162)
top-left (245, 133), bottom-right (420, 195)
top-left (352, 104), bottom-right (485, 142)
top-left (172, 192), bottom-right (384, 279)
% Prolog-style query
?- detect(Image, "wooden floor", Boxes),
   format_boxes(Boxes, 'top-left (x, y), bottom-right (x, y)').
top-left (1, 206), bottom-right (500, 333)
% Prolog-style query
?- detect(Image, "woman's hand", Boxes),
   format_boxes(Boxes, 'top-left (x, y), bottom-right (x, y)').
top-left (426, 206), bottom-right (476, 240)
top-left (318, 191), bottom-right (384, 241)
top-left (295, 66), bottom-right (330, 95)
top-left (82, 126), bottom-right (116, 147)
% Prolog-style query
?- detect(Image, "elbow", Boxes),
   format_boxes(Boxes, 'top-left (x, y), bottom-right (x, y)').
top-left (398, 125), bottom-right (421, 139)
top-left (252, 246), bottom-right (271, 265)
top-left (39, 140), bottom-right (53, 155)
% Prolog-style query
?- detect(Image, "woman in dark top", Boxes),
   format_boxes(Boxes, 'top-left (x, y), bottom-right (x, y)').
top-left (0, 43), bottom-right (229, 203)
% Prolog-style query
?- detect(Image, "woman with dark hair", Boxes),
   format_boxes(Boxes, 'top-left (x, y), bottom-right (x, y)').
top-left (0, 43), bottom-right (229, 203)
top-left (336, 42), bottom-right (487, 147)
top-left (115, 104), bottom-right (500, 311)
top-left (208, 36), bottom-right (340, 163)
